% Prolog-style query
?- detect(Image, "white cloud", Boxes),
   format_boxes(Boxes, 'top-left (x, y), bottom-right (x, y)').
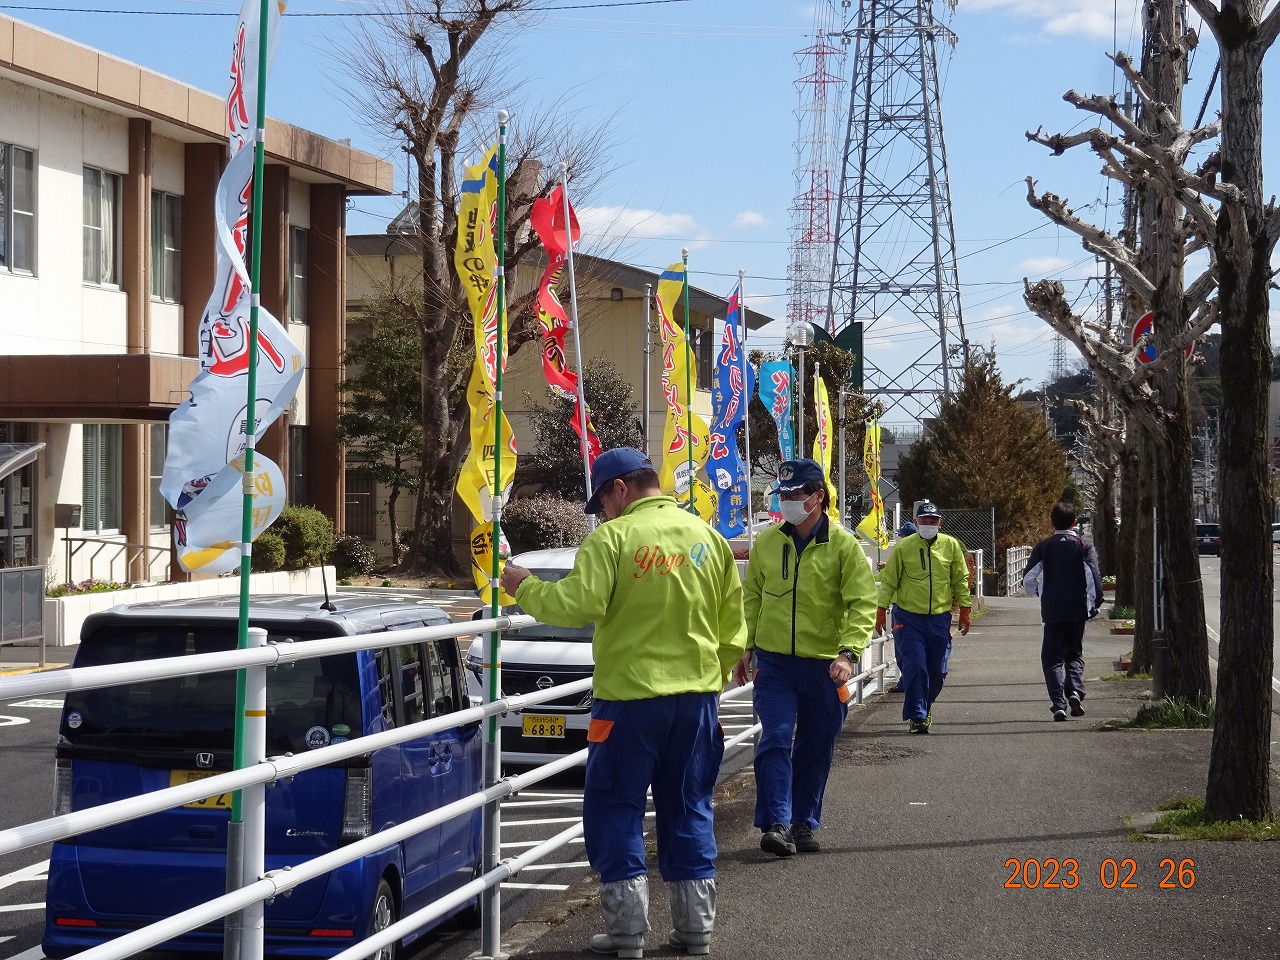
top-left (961, 0), bottom-right (1142, 41)
top-left (575, 205), bottom-right (700, 242)
top-left (734, 210), bottom-right (770, 230)
top-left (1016, 255), bottom-right (1075, 275)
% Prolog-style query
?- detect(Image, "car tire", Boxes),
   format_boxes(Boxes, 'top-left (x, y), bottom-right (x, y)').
top-left (369, 878), bottom-right (399, 960)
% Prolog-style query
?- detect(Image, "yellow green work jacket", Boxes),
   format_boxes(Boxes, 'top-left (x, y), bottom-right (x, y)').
top-left (513, 495), bottom-right (747, 701)
top-left (742, 518), bottom-right (877, 660)
top-left (876, 531), bottom-right (973, 615)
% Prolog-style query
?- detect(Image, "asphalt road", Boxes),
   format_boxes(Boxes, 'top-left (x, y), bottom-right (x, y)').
top-left (1196, 552), bottom-right (1280, 701)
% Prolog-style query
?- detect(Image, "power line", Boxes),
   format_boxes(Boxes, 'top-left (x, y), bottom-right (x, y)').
top-left (0, 0), bottom-right (694, 14)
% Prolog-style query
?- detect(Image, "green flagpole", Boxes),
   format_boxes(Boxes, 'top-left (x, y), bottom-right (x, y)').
top-left (481, 109), bottom-right (509, 960)
top-left (681, 248), bottom-right (694, 514)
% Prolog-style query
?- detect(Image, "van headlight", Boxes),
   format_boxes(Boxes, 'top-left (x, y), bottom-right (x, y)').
top-left (466, 653), bottom-right (484, 684)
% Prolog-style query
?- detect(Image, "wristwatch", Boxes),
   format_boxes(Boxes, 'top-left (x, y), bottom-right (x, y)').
top-left (838, 650), bottom-right (856, 663)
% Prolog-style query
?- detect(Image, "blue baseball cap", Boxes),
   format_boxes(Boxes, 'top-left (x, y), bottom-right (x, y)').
top-left (771, 459), bottom-right (826, 494)
top-left (585, 447), bottom-right (654, 515)
top-left (915, 500), bottom-right (943, 519)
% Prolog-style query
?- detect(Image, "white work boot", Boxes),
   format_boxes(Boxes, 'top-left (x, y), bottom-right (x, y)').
top-left (666, 878), bottom-right (715, 955)
top-left (589, 876), bottom-right (649, 959)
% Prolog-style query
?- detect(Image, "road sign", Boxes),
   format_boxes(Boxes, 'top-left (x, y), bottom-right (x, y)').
top-left (1132, 311), bottom-right (1193, 363)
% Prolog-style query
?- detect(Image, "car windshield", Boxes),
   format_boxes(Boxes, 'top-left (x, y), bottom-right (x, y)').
top-left (505, 566), bottom-right (593, 641)
top-left (63, 624), bottom-right (363, 756)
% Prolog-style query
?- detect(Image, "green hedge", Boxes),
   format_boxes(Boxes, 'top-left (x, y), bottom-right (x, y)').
top-left (502, 494), bottom-right (590, 555)
top-left (274, 505), bottom-right (336, 570)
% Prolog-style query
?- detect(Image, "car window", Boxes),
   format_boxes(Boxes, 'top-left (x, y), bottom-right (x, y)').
top-left (502, 566), bottom-right (594, 640)
top-left (396, 642), bottom-right (428, 725)
top-left (63, 625), bottom-right (362, 757)
top-left (425, 639), bottom-right (463, 716)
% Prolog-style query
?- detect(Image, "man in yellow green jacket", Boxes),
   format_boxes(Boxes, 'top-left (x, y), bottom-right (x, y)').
top-left (876, 500), bottom-right (972, 733)
top-left (733, 459), bottom-right (877, 857)
top-left (501, 447), bottom-right (746, 959)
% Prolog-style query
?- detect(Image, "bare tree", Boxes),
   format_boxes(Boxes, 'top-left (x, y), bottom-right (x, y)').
top-left (1021, 1), bottom-right (1214, 705)
top-left (1188, 0), bottom-right (1280, 823)
top-left (345, 1), bottom-right (614, 576)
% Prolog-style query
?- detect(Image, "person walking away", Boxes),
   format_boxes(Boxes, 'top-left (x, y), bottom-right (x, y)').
top-left (733, 459), bottom-right (876, 857)
top-left (875, 501), bottom-right (972, 733)
top-left (1022, 501), bottom-right (1103, 720)
top-left (501, 448), bottom-right (746, 959)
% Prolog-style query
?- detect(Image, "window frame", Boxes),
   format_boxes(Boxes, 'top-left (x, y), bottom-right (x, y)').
top-left (0, 143), bottom-right (36, 275)
top-left (82, 423), bottom-right (123, 535)
top-left (289, 225), bottom-right (308, 324)
top-left (149, 423), bottom-right (168, 531)
top-left (83, 166), bottom-right (123, 287)
top-left (150, 190), bottom-right (181, 302)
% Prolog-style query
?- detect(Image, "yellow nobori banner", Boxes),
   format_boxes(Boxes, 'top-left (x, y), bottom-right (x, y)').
top-left (454, 142), bottom-right (516, 605)
top-left (654, 262), bottom-right (714, 521)
top-left (811, 369), bottom-right (839, 522)
top-left (856, 420), bottom-right (890, 548)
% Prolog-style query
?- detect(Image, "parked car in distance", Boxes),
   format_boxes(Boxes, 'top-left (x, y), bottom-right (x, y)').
top-left (44, 593), bottom-right (482, 960)
top-left (467, 548), bottom-right (593, 766)
top-left (1196, 522), bottom-right (1222, 556)
top-left (1272, 522), bottom-right (1280, 546)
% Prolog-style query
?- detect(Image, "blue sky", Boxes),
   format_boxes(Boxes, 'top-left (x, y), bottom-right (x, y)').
top-left (10, 0), bottom-right (1276, 408)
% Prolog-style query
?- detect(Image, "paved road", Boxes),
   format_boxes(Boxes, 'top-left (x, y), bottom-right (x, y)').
top-left (1197, 553), bottom-right (1280, 703)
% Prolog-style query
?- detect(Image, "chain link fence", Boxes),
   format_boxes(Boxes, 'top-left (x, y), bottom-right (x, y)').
top-left (939, 508), bottom-right (996, 596)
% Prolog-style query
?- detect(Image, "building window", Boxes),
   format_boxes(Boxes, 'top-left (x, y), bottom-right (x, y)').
top-left (149, 424), bottom-right (168, 530)
top-left (690, 327), bottom-right (714, 390)
top-left (150, 191), bottom-right (181, 301)
top-left (0, 143), bottom-right (36, 274)
top-left (345, 471), bottom-right (376, 539)
top-left (289, 226), bottom-right (308, 323)
top-left (82, 424), bottom-right (122, 534)
top-left (83, 167), bottom-right (122, 286)
top-left (289, 426), bottom-right (307, 505)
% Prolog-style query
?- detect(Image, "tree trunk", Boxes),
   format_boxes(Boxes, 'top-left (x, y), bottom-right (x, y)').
top-left (1131, 432), bottom-right (1155, 675)
top-left (387, 484), bottom-right (401, 566)
top-left (1204, 1), bottom-right (1275, 822)
top-left (1094, 469), bottom-right (1118, 578)
top-left (1114, 428), bottom-right (1140, 609)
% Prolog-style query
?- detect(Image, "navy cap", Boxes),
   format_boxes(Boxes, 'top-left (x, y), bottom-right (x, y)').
top-left (915, 500), bottom-right (943, 519)
top-left (585, 447), bottom-right (654, 515)
top-left (771, 459), bottom-right (826, 494)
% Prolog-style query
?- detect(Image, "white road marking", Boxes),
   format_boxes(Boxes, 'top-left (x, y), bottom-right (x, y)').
top-left (5, 945), bottom-right (47, 960)
top-left (507, 812), bottom-right (653, 827)
top-left (0, 903), bottom-right (44, 914)
top-left (0, 937), bottom-right (14, 946)
top-left (501, 882), bottom-right (570, 891)
top-left (501, 838), bottom-right (586, 850)
top-left (1206, 625), bottom-right (1280, 695)
top-left (0, 715), bottom-right (31, 727)
top-left (7, 699), bottom-right (63, 709)
top-left (500, 798), bottom-right (583, 808)
top-left (0, 861), bottom-right (48, 892)
top-left (519, 861), bottom-right (590, 871)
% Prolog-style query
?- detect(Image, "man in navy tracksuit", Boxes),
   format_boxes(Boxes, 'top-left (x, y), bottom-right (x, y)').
top-left (1022, 501), bottom-right (1104, 721)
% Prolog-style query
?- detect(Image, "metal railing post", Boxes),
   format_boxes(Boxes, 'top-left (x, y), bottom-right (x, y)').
top-left (480, 622), bottom-right (503, 960)
top-left (239, 626), bottom-right (269, 960)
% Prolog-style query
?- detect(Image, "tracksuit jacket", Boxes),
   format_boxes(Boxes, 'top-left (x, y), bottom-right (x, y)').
top-left (1022, 530), bottom-right (1104, 621)
top-left (742, 519), bottom-right (877, 659)
top-left (513, 495), bottom-right (747, 700)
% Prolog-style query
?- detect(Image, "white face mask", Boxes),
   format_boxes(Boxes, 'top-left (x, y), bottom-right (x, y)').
top-left (917, 521), bottom-right (940, 540)
top-left (780, 496), bottom-right (815, 525)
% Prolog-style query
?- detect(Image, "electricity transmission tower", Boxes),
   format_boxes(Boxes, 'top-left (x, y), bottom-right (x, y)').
top-left (826, 0), bottom-right (968, 423)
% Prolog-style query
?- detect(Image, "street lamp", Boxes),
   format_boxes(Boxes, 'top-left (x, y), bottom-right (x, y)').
top-left (787, 320), bottom-right (814, 454)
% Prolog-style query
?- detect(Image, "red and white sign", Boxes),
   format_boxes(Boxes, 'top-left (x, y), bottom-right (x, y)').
top-left (1131, 311), bottom-right (1193, 364)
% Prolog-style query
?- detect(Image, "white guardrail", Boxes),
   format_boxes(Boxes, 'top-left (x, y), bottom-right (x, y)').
top-left (0, 615), bottom-right (896, 960)
top-left (1005, 546), bottom-right (1032, 596)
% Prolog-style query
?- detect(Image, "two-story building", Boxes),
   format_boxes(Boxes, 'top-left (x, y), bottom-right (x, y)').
top-left (0, 15), bottom-right (392, 581)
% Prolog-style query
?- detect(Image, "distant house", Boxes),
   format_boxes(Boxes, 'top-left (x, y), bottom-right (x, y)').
top-left (0, 15), bottom-right (392, 580)
top-left (345, 230), bottom-right (773, 562)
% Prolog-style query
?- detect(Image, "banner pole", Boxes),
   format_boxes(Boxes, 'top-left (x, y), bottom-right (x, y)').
top-left (643, 283), bottom-right (652, 460)
top-left (681, 248), bottom-right (694, 514)
top-left (560, 163), bottom-right (592, 509)
top-left (227, 3), bottom-right (271, 959)
top-left (481, 109), bottom-right (509, 960)
top-left (838, 387), bottom-right (847, 526)
top-left (740, 269), bottom-right (753, 548)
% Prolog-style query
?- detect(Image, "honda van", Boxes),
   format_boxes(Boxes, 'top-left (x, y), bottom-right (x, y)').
top-left (43, 593), bottom-right (482, 960)
top-left (465, 548), bottom-right (594, 765)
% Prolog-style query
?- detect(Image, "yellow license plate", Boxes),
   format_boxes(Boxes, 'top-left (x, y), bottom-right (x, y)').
top-left (522, 714), bottom-right (566, 738)
top-left (170, 770), bottom-right (233, 809)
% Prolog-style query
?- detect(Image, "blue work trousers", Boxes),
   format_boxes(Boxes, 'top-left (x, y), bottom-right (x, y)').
top-left (893, 607), bottom-right (953, 721)
top-left (583, 692), bottom-right (723, 884)
top-left (752, 650), bottom-right (848, 832)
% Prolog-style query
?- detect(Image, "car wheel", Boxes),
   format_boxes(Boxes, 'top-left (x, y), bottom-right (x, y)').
top-left (369, 878), bottom-right (398, 960)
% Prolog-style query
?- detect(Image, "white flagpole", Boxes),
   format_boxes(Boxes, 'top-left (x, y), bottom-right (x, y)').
top-left (560, 163), bottom-right (593, 508)
top-left (739, 269), bottom-right (753, 547)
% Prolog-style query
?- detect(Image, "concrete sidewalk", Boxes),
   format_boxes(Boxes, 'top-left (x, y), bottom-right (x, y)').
top-left (508, 596), bottom-right (1280, 960)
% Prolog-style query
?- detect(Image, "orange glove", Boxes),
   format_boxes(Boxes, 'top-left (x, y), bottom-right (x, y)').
top-left (875, 607), bottom-right (887, 636)
top-left (958, 607), bottom-right (971, 636)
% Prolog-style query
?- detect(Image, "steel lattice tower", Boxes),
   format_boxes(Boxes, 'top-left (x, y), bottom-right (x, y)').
top-left (827, 0), bottom-right (968, 422)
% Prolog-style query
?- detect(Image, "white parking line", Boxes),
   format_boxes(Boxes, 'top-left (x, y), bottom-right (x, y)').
top-left (0, 861), bottom-right (48, 892)
top-left (0, 903), bottom-right (44, 914)
top-left (519, 861), bottom-right (591, 871)
top-left (5, 946), bottom-right (47, 960)
top-left (502, 838), bottom-right (586, 850)
top-left (501, 798), bottom-right (583, 809)
top-left (6, 699), bottom-right (63, 709)
top-left (508, 812), bottom-right (653, 828)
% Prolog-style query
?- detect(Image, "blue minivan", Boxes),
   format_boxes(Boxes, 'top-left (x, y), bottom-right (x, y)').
top-left (43, 594), bottom-right (483, 960)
